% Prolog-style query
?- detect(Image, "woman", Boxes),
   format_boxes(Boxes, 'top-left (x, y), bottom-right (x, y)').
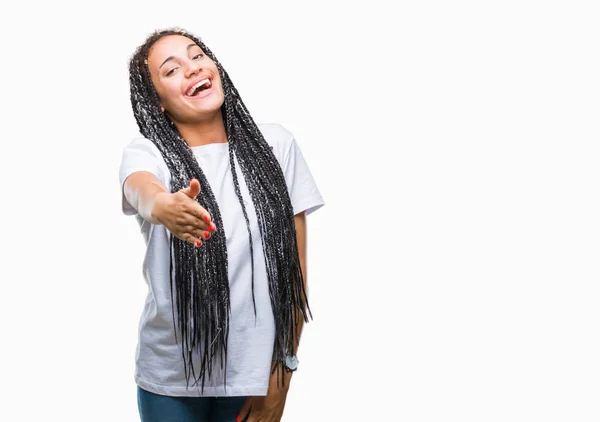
top-left (119, 27), bottom-right (325, 422)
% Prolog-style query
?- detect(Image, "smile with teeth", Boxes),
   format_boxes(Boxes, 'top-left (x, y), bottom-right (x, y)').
top-left (186, 78), bottom-right (212, 96)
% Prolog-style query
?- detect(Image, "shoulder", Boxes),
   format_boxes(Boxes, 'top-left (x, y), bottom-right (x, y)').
top-left (120, 136), bottom-right (167, 166)
top-left (257, 122), bottom-right (295, 164)
top-left (119, 136), bottom-right (169, 183)
top-left (257, 122), bottom-right (294, 149)
top-left (122, 136), bottom-right (162, 156)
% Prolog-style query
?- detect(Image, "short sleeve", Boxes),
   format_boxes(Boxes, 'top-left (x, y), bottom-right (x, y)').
top-left (118, 138), bottom-right (166, 216)
top-left (281, 132), bottom-right (325, 216)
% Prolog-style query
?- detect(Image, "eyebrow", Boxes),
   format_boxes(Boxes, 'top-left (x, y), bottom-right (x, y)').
top-left (158, 44), bottom-right (199, 70)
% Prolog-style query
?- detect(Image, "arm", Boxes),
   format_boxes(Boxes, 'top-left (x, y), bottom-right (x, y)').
top-left (123, 172), bottom-right (216, 246)
top-left (238, 211), bottom-right (307, 422)
top-left (123, 171), bottom-right (169, 224)
top-left (270, 211), bottom-right (307, 382)
top-left (291, 211), bottom-right (308, 360)
top-left (278, 210), bottom-right (308, 379)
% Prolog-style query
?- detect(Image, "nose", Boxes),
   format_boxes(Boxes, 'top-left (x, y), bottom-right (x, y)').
top-left (184, 60), bottom-right (202, 79)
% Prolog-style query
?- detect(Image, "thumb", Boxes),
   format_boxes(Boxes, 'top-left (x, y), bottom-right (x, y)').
top-left (181, 178), bottom-right (201, 199)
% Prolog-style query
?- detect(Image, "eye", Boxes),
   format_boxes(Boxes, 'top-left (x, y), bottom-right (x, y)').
top-left (165, 54), bottom-right (202, 76)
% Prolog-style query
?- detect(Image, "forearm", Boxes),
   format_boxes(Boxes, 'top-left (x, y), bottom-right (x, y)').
top-left (124, 174), bottom-right (169, 224)
top-left (270, 212), bottom-right (308, 383)
top-left (294, 259), bottom-right (307, 352)
top-left (293, 211), bottom-right (308, 353)
top-left (275, 257), bottom-right (305, 386)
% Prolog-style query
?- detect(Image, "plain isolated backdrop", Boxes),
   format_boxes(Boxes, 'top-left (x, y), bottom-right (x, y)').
top-left (1, 0), bottom-right (599, 421)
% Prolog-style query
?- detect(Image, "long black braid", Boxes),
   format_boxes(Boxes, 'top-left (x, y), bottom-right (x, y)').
top-left (127, 27), bottom-right (311, 391)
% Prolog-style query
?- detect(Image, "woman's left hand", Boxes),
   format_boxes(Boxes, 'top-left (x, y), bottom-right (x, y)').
top-left (237, 365), bottom-right (291, 422)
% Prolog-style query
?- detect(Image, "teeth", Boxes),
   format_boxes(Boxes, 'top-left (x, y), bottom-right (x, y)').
top-left (187, 78), bottom-right (211, 96)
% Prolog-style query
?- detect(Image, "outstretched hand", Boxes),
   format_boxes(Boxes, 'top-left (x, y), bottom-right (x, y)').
top-left (151, 178), bottom-right (216, 247)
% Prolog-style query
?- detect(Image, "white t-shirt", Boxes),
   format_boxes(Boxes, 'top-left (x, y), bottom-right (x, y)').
top-left (118, 123), bottom-right (325, 397)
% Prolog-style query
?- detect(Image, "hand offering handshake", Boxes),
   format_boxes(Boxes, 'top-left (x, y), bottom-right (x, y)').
top-left (151, 178), bottom-right (217, 247)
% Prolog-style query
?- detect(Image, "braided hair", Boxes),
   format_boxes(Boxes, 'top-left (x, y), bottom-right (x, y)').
top-left (128, 27), bottom-right (311, 391)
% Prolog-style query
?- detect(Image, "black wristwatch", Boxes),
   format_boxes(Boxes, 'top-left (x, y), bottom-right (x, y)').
top-left (284, 355), bottom-right (299, 372)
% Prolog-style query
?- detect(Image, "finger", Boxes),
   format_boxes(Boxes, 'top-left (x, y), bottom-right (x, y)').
top-left (180, 209), bottom-right (214, 232)
top-left (237, 398), bottom-right (252, 422)
top-left (184, 225), bottom-right (212, 241)
top-left (191, 214), bottom-right (217, 233)
top-left (180, 178), bottom-right (201, 199)
top-left (172, 201), bottom-right (213, 231)
top-left (184, 203), bottom-right (215, 232)
top-left (179, 233), bottom-right (202, 248)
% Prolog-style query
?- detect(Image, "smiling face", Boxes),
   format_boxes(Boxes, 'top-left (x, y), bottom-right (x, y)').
top-left (146, 35), bottom-right (224, 124)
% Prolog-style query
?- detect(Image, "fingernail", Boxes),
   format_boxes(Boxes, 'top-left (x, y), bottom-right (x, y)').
top-left (203, 231), bottom-right (210, 239)
top-left (210, 223), bottom-right (216, 232)
top-left (195, 240), bottom-right (202, 247)
top-left (203, 215), bottom-right (210, 223)
top-left (236, 416), bottom-right (241, 422)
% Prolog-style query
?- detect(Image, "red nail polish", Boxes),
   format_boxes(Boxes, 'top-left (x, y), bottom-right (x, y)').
top-left (236, 416), bottom-right (241, 422)
top-left (203, 215), bottom-right (210, 223)
top-left (195, 240), bottom-right (201, 247)
top-left (203, 231), bottom-right (210, 239)
top-left (210, 223), bottom-right (216, 232)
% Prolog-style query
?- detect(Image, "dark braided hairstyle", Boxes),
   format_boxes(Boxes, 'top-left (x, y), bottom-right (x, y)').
top-left (127, 27), bottom-right (311, 391)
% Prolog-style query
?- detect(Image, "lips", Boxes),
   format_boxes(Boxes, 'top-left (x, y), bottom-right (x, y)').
top-left (188, 83), bottom-right (214, 100)
top-left (185, 75), bottom-right (213, 97)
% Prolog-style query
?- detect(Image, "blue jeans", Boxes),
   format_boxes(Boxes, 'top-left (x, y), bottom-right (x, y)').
top-left (137, 386), bottom-right (247, 422)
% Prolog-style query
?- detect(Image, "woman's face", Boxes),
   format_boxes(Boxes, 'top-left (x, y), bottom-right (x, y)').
top-left (147, 35), bottom-right (224, 124)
